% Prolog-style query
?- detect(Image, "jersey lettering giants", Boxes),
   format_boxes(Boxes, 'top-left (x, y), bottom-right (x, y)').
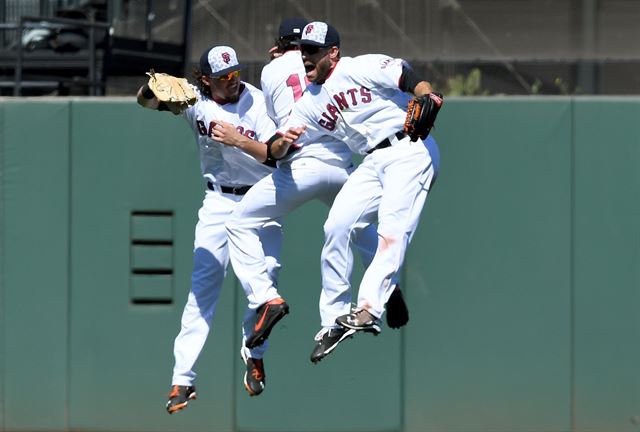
top-left (318, 86), bottom-right (372, 131)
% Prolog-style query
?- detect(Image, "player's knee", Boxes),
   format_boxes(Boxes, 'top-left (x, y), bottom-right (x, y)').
top-left (192, 247), bottom-right (225, 289)
top-left (225, 215), bottom-right (242, 234)
top-left (323, 215), bottom-right (350, 240)
top-left (377, 233), bottom-right (397, 252)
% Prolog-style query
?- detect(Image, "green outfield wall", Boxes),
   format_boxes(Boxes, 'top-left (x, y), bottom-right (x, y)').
top-left (1, 97), bottom-right (638, 432)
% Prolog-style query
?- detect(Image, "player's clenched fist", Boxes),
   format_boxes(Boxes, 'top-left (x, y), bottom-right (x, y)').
top-left (266, 125), bottom-right (306, 161)
top-left (211, 120), bottom-right (242, 145)
top-left (211, 119), bottom-right (271, 163)
top-left (282, 125), bottom-right (306, 144)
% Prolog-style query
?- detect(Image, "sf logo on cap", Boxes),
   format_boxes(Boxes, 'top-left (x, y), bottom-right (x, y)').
top-left (222, 52), bottom-right (231, 64)
top-left (305, 24), bottom-right (314, 35)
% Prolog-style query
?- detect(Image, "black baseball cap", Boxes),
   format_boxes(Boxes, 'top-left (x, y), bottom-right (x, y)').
top-left (199, 45), bottom-right (246, 78)
top-left (298, 21), bottom-right (340, 48)
top-left (278, 18), bottom-right (308, 39)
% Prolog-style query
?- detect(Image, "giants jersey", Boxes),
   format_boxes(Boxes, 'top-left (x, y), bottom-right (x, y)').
top-left (261, 50), bottom-right (351, 164)
top-left (280, 54), bottom-right (412, 156)
top-left (183, 82), bottom-right (276, 186)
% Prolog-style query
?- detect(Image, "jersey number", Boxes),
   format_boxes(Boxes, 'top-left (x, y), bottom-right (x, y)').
top-left (286, 74), bottom-right (304, 102)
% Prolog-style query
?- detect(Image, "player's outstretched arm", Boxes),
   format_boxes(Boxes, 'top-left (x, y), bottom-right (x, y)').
top-left (136, 84), bottom-right (161, 110)
top-left (399, 61), bottom-right (435, 98)
top-left (267, 126), bottom-right (306, 160)
top-left (136, 71), bottom-right (197, 114)
top-left (211, 120), bottom-right (268, 162)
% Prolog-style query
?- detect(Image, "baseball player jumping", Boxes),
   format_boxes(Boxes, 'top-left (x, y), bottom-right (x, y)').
top-left (137, 45), bottom-right (281, 410)
top-left (211, 18), bottom-right (410, 365)
top-left (267, 22), bottom-right (442, 341)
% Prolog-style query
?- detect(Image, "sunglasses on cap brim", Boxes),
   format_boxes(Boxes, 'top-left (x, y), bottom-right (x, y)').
top-left (214, 70), bottom-right (240, 81)
top-left (300, 45), bottom-right (329, 55)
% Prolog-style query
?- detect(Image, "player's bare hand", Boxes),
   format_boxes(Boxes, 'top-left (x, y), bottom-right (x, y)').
top-left (282, 126), bottom-right (306, 144)
top-left (211, 120), bottom-right (242, 147)
top-left (269, 46), bottom-right (283, 60)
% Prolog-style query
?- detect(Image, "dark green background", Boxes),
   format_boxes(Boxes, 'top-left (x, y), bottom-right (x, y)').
top-left (1, 97), bottom-right (638, 432)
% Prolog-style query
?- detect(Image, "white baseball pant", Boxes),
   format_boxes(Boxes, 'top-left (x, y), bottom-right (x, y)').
top-left (322, 136), bottom-right (438, 319)
top-left (171, 189), bottom-right (282, 386)
top-left (225, 157), bottom-right (380, 327)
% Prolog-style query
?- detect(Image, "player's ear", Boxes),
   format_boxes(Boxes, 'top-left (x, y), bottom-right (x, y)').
top-left (201, 75), bottom-right (212, 87)
top-left (329, 46), bottom-right (340, 60)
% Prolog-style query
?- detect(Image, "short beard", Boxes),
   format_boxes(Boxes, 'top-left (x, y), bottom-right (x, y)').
top-left (314, 59), bottom-right (332, 84)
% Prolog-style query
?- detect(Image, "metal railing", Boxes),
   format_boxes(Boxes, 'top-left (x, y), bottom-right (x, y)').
top-left (8, 14), bottom-right (112, 96)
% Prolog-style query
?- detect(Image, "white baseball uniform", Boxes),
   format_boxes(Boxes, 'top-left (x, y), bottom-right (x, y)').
top-left (280, 54), bottom-right (440, 320)
top-left (225, 50), bottom-right (382, 327)
top-left (171, 82), bottom-right (282, 387)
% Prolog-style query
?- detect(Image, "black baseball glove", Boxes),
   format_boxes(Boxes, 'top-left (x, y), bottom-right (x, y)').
top-left (403, 92), bottom-right (444, 142)
top-left (385, 287), bottom-right (409, 329)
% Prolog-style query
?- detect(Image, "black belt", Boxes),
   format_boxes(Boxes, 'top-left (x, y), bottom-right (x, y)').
top-left (366, 132), bottom-right (406, 154)
top-left (207, 181), bottom-right (252, 195)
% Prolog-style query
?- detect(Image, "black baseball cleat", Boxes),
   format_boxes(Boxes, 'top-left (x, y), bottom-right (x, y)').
top-left (166, 385), bottom-right (196, 414)
top-left (241, 349), bottom-right (266, 396)
top-left (385, 286), bottom-right (409, 329)
top-left (245, 297), bottom-right (290, 349)
top-left (336, 308), bottom-right (382, 334)
top-left (310, 326), bottom-right (356, 364)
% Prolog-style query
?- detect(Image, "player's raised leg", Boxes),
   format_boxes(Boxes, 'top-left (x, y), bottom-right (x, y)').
top-left (238, 219), bottom-right (282, 396)
top-left (337, 139), bottom-right (436, 330)
top-left (168, 195), bottom-right (231, 413)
